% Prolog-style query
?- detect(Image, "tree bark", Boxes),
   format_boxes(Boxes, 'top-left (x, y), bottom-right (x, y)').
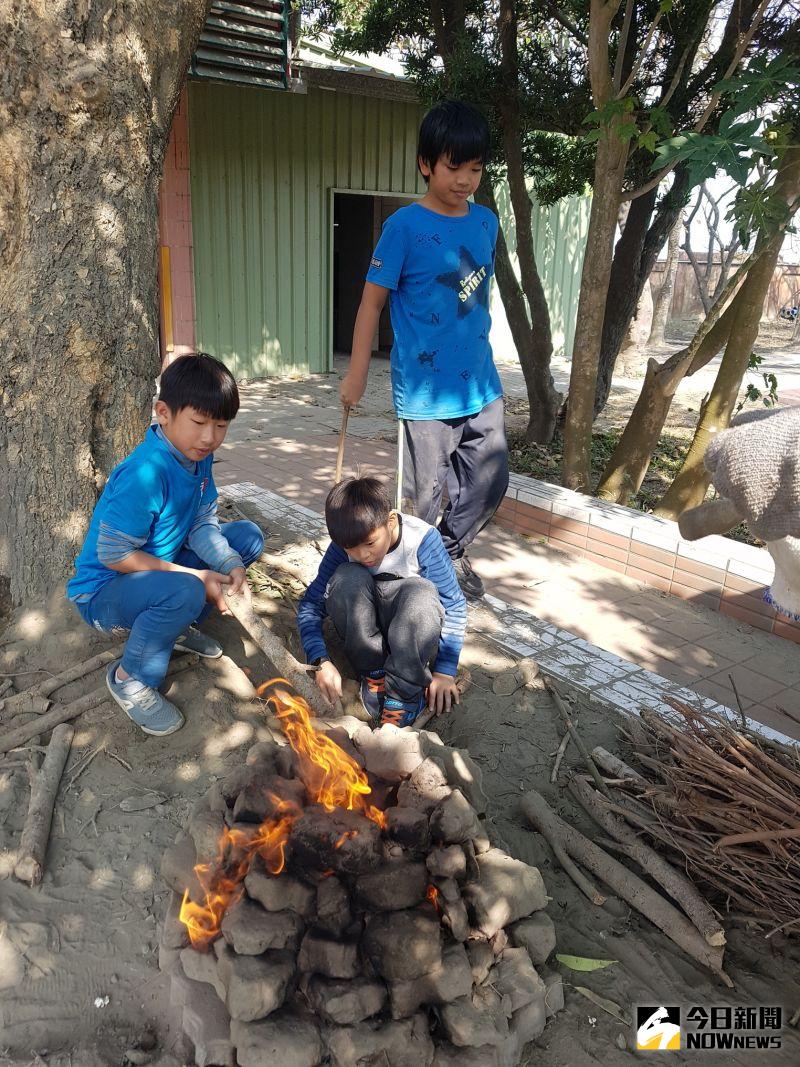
top-left (0, 2), bottom-right (210, 603)
top-left (561, 0), bottom-right (627, 490)
top-left (656, 147), bottom-right (800, 519)
top-left (648, 213), bottom-right (682, 345)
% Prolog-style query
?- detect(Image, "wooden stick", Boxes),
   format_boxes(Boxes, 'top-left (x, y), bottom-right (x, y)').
top-left (568, 775), bottom-right (726, 947)
top-left (225, 586), bottom-right (337, 718)
top-left (13, 723), bottom-right (74, 885)
top-left (0, 655), bottom-right (197, 755)
top-left (543, 677), bottom-right (610, 798)
top-left (591, 746), bottom-right (643, 782)
top-left (551, 731), bottom-right (571, 783)
top-left (335, 404), bottom-right (350, 484)
top-left (2, 649), bottom-right (119, 715)
top-left (520, 790), bottom-right (732, 985)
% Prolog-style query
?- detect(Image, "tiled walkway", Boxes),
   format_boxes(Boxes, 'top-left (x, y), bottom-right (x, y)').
top-left (214, 368), bottom-right (800, 741)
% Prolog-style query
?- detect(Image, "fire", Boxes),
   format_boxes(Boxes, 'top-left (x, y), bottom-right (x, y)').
top-left (426, 884), bottom-right (441, 912)
top-left (179, 679), bottom-right (387, 948)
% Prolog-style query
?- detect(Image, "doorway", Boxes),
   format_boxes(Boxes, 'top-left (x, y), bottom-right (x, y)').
top-left (332, 191), bottom-right (415, 358)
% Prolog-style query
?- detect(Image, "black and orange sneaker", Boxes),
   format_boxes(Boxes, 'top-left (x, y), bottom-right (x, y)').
top-left (380, 693), bottom-right (426, 727)
top-left (360, 671), bottom-right (386, 723)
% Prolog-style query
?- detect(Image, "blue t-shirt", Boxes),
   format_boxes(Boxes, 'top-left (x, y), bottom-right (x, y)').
top-left (66, 426), bottom-right (216, 603)
top-left (366, 201), bottom-right (503, 420)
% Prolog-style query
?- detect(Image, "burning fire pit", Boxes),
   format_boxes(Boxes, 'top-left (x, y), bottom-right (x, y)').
top-left (159, 683), bottom-right (562, 1066)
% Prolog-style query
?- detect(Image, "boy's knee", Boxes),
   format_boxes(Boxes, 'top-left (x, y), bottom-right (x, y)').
top-left (398, 576), bottom-right (443, 616)
top-left (225, 520), bottom-right (265, 566)
top-left (328, 562), bottom-right (372, 598)
top-left (174, 574), bottom-right (206, 617)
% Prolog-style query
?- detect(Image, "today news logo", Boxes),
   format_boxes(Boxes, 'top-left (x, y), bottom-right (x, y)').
top-left (636, 1005), bottom-right (783, 1051)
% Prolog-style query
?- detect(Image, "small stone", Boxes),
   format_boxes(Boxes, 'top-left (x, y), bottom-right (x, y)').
top-left (466, 941), bottom-right (494, 985)
top-left (245, 739), bottom-right (282, 768)
top-left (462, 839), bottom-right (481, 882)
top-left (158, 942), bottom-right (182, 975)
top-left (542, 972), bottom-right (564, 1017)
top-left (441, 897), bottom-right (470, 942)
top-left (306, 975), bottom-right (387, 1025)
top-left (433, 1043), bottom-right (498, 1066)
top-left (161, 890), bottom-right (189, 950)
top-left (221, 899), bottom-right (303, 954)
top-left (419, 741), bottom-right (488, 815)
top-left (315, 876), bottom-right (351, 936)
top-left (230, 1015), bottom-right (322, 1067)
top-left (426, 846), bottom-right (466, 881)
top-left (353, 862), bottom-right (427, 911)
top-left (216, 944), bottom-right (294, 1022)
top-left (189, 810), bottom-right (226, 867)
top-left (489, 948), bottom-right (545, 1012)
top-left (440, 996), bottom-right (509, 1048)
top-left (244, 858), bottom-right (315, 916)
top-left (297, 930), bottom-right (360, 979)
top-left (385, 807), bottom-right (429, 850)
top-left (492, 670), bottom-right (522, 697)
top-left (517, 657), bottom-right (540, 687)
top-left (396, 758), bottom-right (451, 813)
top-left (463, 849), bottom-right (548, 938)
top-left (180, 946), bottom-right (227, 1001)
top-left (511, 995), bottom-right (547, 1048)
top-left (290, 805), bottom-right (382, 875)
top-left (389, 943), bottom-right (472, 1018)
top-left (362, 911), bottom-right (442, 981)
top-left (320, 726), bottom-right (366, 767)
top-left (233, 774), bottom-right (306, 824)
top-left (182, 979), bottom-right (234, 1067)
top-left (160, 834), bottom-right (204, 902)
top-left (219, 766), bottom-right (254, 808)
top-left (356, 724), bottom-right (427, 782)
top-left (510, 912), bottom-right (556, 965)
top-left (490, 928), bottom-right (509, 956)
top-left (473, 836), bottom-right (491, 855)
top-left (429, 790), bottom-right (483, 844)
top-left (328, 1013), bottom-right (435, 1067)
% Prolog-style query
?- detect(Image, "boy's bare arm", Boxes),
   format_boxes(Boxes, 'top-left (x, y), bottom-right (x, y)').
top-left (340, 282), bottom-right (389, 408)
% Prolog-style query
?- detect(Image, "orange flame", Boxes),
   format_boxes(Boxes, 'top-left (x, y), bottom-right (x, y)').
top-left (179, 680), bottom-right (386, 948)
top-left (426, 884), bottom-right (441, 912)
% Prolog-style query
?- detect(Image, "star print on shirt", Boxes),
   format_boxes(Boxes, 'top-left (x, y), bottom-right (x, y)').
top-left (436, 247), bottom-right (490, 317)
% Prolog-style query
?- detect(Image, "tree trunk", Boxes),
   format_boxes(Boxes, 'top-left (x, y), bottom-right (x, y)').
top-left (0, 2), bottom-right (210, 604)
top-left (648, 213), bottom-right (682, 345)
top-left (655, 147), bottom-right (800, 519)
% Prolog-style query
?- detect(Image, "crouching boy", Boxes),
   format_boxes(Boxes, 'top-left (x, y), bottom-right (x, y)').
top-left (297, 477), bottom-right (467, 726)
top-left (67, 353), bottom-right (264, 736)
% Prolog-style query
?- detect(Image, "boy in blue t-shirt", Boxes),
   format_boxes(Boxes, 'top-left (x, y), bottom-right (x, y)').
top-left (67, 354), bottom-right (264, 736)
top-left (340, 100), bottom-right (510, 600)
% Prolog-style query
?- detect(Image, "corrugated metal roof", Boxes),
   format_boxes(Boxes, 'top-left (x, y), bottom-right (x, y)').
top-left (191, 1), bottom-right (288, 90)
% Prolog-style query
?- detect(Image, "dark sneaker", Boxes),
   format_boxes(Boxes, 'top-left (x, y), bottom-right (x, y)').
top-left (105, 661), bottom-right (185, 736)
top-left (454, 554), bottom-right (485, 599)
top-left (380, 693), bottom-right (426, 728)
top-left (174, 626), bottom-right (223, 659)
top-left (360, 671), bottom-right (386, 723)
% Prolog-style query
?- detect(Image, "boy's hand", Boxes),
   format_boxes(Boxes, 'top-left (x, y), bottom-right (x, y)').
top-left (227, 566), bottom-right (248, 597)
top-left (315, 660), bottom-right (342, 705)
top-left (427, 673), bottom-right (460, 716)
top-left (340, 372), bottom-right (367, 409)
top-left (197, 569), bottom-right (233, 614)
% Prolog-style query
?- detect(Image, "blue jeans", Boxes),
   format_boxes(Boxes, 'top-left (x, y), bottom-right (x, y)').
top-left (79, 520), bottom-right (264, 687)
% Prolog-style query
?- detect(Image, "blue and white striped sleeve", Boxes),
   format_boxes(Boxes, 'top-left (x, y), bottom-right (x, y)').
top-left (417, 529), bottom-right (467, 676)
top-left (97, 522), bottom-right (148, 566)
top-left (297, 543), bottom-right (349, 664)
top-left (186, 501), bottom-right (244, 575)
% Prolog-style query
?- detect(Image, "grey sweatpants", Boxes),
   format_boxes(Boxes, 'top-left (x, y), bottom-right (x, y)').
top-left (326, 563), bottom-right (444, 702)
top-left (402, 396), bottom-right (509, 559)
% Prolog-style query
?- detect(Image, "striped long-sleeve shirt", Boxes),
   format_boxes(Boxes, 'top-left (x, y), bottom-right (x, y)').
top-left (297, 514), bottom-right (467, 677)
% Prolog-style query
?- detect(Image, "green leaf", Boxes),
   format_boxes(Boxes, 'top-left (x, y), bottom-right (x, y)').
top-left (637, 131), bottom-right (658, 153)
top-left (556, 954), bottom-right (618, 972)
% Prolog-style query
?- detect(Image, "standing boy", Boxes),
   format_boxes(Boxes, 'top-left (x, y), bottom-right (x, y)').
top-left (67, 353), bottom-right (264, 736)
top-left (340, 99), bottom-right (509, 600)
top-left (297, 477), bottom-right (467, 726)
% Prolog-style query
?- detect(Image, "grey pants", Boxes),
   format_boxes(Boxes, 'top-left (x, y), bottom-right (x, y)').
top-left (402, 396), bottom-right (509, 559)
top-left (327, 563), bottom-right (444, 702)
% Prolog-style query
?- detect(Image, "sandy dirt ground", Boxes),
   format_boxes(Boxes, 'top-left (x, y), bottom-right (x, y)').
top-left (1, 511), bottom-right (799, 1065)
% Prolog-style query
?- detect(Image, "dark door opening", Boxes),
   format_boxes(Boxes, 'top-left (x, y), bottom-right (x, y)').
top-left (333, 192), bottom-right (414, 357)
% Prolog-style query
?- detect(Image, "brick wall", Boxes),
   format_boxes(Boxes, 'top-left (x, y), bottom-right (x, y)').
top-left (494, 473), bottom-right (800, 646)
top-left (158, 87), bottom-right (196, 361)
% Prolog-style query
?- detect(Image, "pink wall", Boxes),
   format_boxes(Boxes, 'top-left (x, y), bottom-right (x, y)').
top-left (158, 87), bottom-right (196, 363)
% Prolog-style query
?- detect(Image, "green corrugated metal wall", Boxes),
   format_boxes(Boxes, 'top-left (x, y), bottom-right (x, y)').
top-left (189, 81), bottom-right (425, 378)
top-left (188, 81), bottom-right (591, 377)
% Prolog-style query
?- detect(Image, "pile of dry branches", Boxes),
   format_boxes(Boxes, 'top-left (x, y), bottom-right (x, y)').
top-left (605, 698), bottom-right (800, 938)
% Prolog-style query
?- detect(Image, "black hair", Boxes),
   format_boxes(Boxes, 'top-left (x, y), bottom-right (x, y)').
top-left (159, 352), bottom-right (240, 421)
top-left (417, 100), bottom-right (491, 181)
top-left (325, 476), bottom-right (392, 549)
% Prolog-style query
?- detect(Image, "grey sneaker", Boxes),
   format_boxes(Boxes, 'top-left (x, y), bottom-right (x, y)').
top-left (454, 554), bottom-right (485, 600)
top-left (174, 626), bottom-right (223, 658)
top-left (106, 661), bottom-right (185, 736)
